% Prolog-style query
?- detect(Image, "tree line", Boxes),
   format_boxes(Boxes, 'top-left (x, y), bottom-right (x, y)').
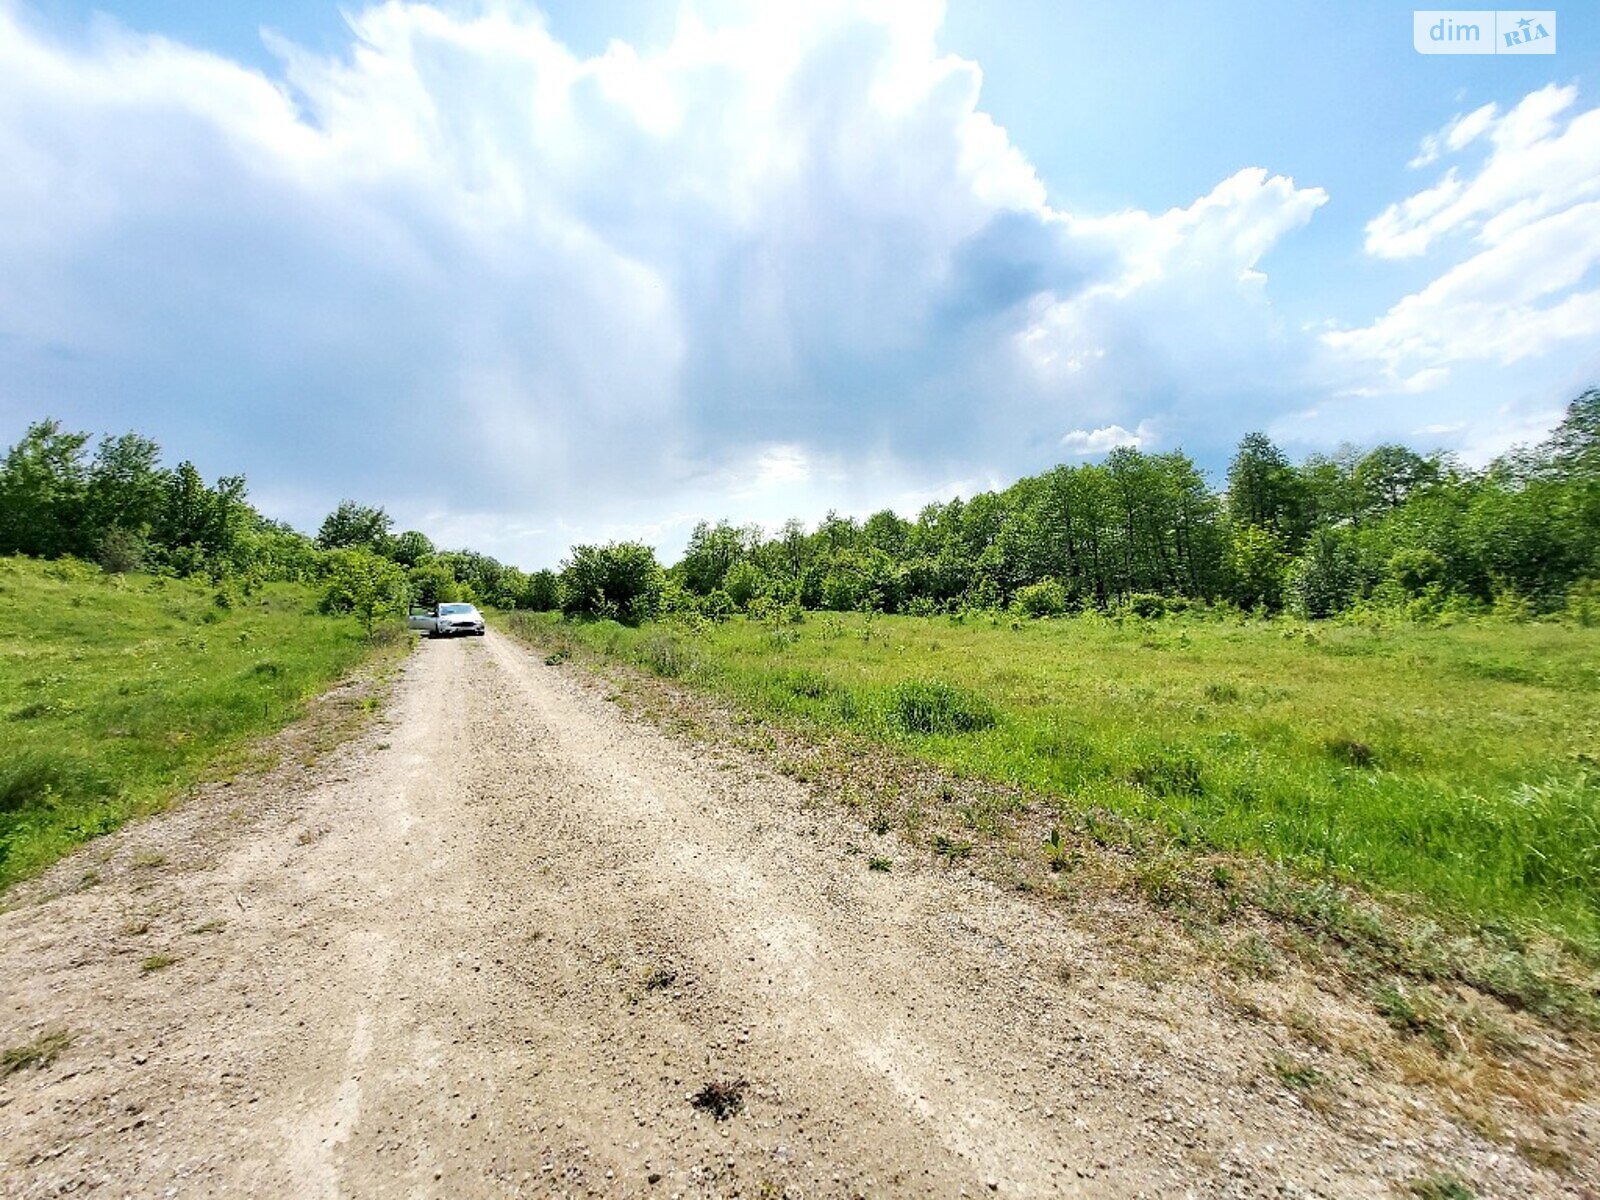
top-left (3, 388), bottom-right (1595, 627)
top-left (559, 389), bottom-right (1599, 623)
top-left (0, 420), bottom-right (552, 629)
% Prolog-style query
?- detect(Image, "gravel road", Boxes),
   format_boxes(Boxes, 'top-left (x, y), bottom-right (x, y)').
top-left (0, 631), bottom-right (1583, 1198)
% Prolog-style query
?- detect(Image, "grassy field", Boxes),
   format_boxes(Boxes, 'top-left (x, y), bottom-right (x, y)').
top-left (511, 609), bottom-right (1600, 958)
top-left (0, 556), bottom-right (397, 889)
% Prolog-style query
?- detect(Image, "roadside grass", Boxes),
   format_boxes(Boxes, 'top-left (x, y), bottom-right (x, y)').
top-left (0, 556), bottom-right (401, 890)
top-left (504, 609), bottom-right (1600, 1023)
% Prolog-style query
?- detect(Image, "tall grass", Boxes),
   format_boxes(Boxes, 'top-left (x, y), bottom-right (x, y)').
top-left (505, 609), bottom-right (1600, 956)
top-left (0, 556), bottom-right (393, 887)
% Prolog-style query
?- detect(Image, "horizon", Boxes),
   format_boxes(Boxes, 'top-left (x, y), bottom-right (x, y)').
top-left (2, 0), bottom-right (1597, 571)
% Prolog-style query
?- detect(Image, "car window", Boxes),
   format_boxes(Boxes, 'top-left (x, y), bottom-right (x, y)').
top-left (439, 604), bottom-right (474, 614)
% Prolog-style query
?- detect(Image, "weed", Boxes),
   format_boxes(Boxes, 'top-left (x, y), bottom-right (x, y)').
top-left (1223, 932), bottom-right (1281, 979)
top-left (130, 851), bottom-right (166, 869)
top-left (1269, 1052), bottom-right (1328, 1090)
top-left (1374, 983), bottom-right (1452, 1051)
top-left (642, 967), bottom-right (678, 991)
top-left (868, 856), bottom-right (892, 872)
top-left (1514, 1140), bottom-right (1572, 1174)
top-left (1, 1029), bottom-right (72, 1076)
top-left (884, 680), bottom-right (997, 735)
top-left (931, 833), bottom-right (974, 862)
top-left (1129, 752), bottom-right (1205, 797)
top-left (543, 651), bottom-right (567, 666)
top-left (1325, 736), bottom-right (1376, 768)
top-left (689, 1078), bottom-right (747, 1120)
top-left (1044, 826), bottom-right (1073, 872)
top-left (1407, 1171), bottom-right (1475, 1199)
top-left (140, 954), bottom-right (177, 973)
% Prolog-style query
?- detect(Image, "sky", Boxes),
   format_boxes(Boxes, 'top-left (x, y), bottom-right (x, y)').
top-left (1, 1), bottom-right (1597, 569)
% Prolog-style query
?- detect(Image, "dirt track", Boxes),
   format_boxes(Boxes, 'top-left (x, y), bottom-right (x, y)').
top-left (0, 632), bottom-right (1584, 1198)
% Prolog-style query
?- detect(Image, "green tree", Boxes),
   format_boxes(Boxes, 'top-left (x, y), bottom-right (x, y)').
top-left (315, 500), bottom-right (394, 554)
top-left (86, 432), bottom-right (169, 546)
top-left (1227, 433), bottom-right (1307, 549)
top-left (0, 419), bottom-right (92, 557)
top-left (1289, 528), bottom-right (1362, 617)
top-left (407, 559), bottom-right (463, 608)
top-left (522, 568), bottom-right (561, 611)
top-left (320, 549), bottom-right (408, 635)
top-left (1228, 524), bottom-right (1289, 611)
top-left (389, 529), bottom-right (436, 568)
top-left (153, 462), bottom-right (248, 574)
top-left (679, 520), bottom-right (748, 594)
top-left (560, 542), bottom-right (665, 622)
top-left (1355, 445), bottom-right (1439, 514)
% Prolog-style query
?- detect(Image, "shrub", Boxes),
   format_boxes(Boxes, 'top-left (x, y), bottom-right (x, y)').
top-left (1013, 578), bottom-right (1068, 618)
top-left (559, 542), bottom-right (664, 623)
top-left (0, 752), bottom-right (115, 815)
top-left (520, 568), bottom-right (561, 612)
top-left (318, 549), bottom-right (407, 635)
top-left (1387, 548), bottom-right (1447, 597)
top-left (1126, 592), bottom-right (1167, 619)
top-left (700, 588), bottom-right (735, 622)
top-left (1229, 525), bottom-right (1289, 612)
top-left (95, 527), bottom-right (147, 574)
top-left (722, 560), bottom-right (764, 608)
top-left (1565, 578), bottom-right (1600, 626)
top-left (884, 680), bottom-right (997, 735)
top-left (1289, 528), bottom-right (1362, 618)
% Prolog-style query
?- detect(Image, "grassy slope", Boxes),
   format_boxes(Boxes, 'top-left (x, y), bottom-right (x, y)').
top-left (0, 556), bottom-right (396, 888)
top-left (514, 610), bottom-right (1599, 956)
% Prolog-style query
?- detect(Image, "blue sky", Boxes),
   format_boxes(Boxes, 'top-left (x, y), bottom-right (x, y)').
top-left (2, 1), bottom-right (1597, 567)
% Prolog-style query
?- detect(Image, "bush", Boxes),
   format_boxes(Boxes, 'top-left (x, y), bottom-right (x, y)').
top-left (1013, 578), bottom-right (1068, 618)
top-left (884, 680), bottom-right (998, 735)
top-left (521, 568), bottom-right (561, 612)
top-left (1387, 548), bottom-right (1447, 597)
top-left (1125, 592), bottom-right (1167, 619)
top-left (319, 548), bottom-right (408, 634)
top-left (723, 561), bottom-right (764, 608)
top-left (1289, 528), bottom-right (1362, 618)
top-left (95, 528), bottom-right (148, 574)
top-left (559, 542), bottom-right (664, 623)
top-left (701, 588), bottom-right (735, 621)
top-left (1564, 577), bottom-right (1600, 626)
top-left (1228, 524), bottom-right (1289, 611)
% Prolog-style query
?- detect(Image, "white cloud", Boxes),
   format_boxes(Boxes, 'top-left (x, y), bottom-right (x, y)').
top-left (0, 1), bottom-right (1331, 565)
top-left (1365, 85), bottom-right (1600, 259)
top-left (1060, 421), bottom-right (1153, 455)
top-left (1327, 85), bottom-right (1600, 389)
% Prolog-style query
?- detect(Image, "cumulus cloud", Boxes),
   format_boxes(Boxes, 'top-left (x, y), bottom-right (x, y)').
top-left (1060, 421), bottom-right (1153, 455)
top-left (0, 1), bottom-right (1334, 563)
top-left (1327, 85), bottom-right (1600, 388)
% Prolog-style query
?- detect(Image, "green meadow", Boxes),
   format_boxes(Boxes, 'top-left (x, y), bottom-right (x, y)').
top-left (0, 556), bottom-right (393, 888)
top-left (514, 609), bottom-right (1600, 956)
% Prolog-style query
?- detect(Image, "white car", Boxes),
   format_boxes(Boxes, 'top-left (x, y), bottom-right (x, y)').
top-left (409, 602), bottom-right (486, 637)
